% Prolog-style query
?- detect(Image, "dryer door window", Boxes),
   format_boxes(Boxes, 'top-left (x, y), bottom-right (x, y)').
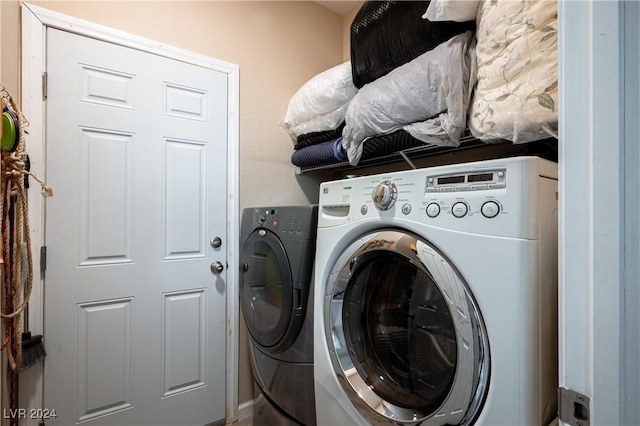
top-left (240, 228), bottom-right (301, 352)
top-left (326, 230), bottom-right (489, 425)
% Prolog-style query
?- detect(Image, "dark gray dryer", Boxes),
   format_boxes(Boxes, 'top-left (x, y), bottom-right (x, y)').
top-left (240, 205), bottom-right (318, 426)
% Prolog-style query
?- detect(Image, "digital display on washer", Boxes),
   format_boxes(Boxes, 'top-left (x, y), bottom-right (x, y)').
top-left (437, 175), bottom-right (465, 185)
top-left (467, 172), bottom-right (494, 183)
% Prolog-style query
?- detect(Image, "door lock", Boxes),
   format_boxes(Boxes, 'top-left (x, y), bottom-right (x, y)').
top-left (210, 236), bottom-right (222, 248)
top-left (210, 261), bottom-right (224, 274)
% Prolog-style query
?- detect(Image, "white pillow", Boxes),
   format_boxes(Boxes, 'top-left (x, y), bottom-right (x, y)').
top-left (281, 61), bottom-right (357, 142)
top-left (423, 0), bottom-right (480, 22)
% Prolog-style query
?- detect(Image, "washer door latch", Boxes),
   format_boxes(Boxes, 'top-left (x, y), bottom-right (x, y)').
top-left (559, 387), bottom-right (590, 426)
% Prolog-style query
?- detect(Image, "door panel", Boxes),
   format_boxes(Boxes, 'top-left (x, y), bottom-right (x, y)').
top-left (164, 140), bottom-right (207, 259)
top-left (44, 28), bottom-right (227, 425)
top-left (76, 299), bottom-right (133, 421)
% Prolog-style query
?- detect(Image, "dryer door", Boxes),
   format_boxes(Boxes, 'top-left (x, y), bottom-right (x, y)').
top-left (240, 228), bottom-right (303, 353)
top-left (326, 230), bottom-right (489, 425)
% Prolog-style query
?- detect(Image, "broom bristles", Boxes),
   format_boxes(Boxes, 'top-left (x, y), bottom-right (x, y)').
top-left (20, 332), bottom-right (47, 371)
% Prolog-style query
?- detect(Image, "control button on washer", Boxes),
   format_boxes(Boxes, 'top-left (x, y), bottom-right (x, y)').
top-left (451, 202), bottom-right (468, 218)
top-left (361, 205), bottom-right (368, 215)
top-left (402, 203), bottom-right (412, 215)
top-left (426, 203), bottom-right (440, 218)
top-left (481, 201), bottom-right (500, 218)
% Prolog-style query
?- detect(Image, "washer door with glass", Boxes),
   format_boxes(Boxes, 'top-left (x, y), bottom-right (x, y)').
top-left (240, 228), bottom-right (302, 353)
top-left (326, 229), bottom-right (489, 425)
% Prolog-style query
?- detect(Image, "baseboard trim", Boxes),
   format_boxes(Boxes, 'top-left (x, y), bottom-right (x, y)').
top-left (237, 399), bottom-right (254, 421)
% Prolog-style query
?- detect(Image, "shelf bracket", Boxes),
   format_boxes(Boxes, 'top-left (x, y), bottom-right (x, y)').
top-left (399, 150), bottom-right (417, 170)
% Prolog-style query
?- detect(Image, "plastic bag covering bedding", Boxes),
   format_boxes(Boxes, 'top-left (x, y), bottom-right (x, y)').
top-left (468, 0), bottom-right (558, 143)
top-left (342, 31), bottom-right (476, 166)
top-left (350, 1), bottom-right (475, 89)
top-left (281, 61), bottom-right (357, 142)
top-left (423, 0), bottom-right (480, 22)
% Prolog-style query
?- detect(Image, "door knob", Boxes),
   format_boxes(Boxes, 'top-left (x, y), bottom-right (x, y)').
top-left (210, 261), bottom-right (224, 274)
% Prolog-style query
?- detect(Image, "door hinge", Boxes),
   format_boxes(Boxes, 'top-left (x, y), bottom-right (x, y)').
top-left (42, 72), bottom-right (48, 100)
top-left (40, 246), bottom-right (47, 276)
top-left (559, 387), bottom-right (590, 426)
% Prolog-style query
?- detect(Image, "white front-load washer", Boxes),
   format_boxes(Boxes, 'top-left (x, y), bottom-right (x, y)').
top-left (313, 156), bottom-right (558, 425)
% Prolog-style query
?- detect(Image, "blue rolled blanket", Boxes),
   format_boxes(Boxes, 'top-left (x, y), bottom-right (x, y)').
top-left (291, 138), bottom-right (347, 167)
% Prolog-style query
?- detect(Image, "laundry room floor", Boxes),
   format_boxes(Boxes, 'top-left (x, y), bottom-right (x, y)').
top-left (230, 417), bottom-right (252, 426)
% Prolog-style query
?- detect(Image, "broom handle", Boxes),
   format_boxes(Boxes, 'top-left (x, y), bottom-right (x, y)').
top-left (20, 154), bottom-right (31, 333)
top-left (21, 241), bottom-right (29, 333)
top-left (22, 155), bottom-right (30, 333)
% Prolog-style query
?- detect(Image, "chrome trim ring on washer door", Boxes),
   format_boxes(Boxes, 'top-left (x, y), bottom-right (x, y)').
top-left (324, 230), bottom-right (489, 425)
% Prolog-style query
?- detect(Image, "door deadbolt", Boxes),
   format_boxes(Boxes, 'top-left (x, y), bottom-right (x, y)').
top-left (210, 261), bottom-right (224, 274)
top-left (210, 236), bottom-right (222, 248)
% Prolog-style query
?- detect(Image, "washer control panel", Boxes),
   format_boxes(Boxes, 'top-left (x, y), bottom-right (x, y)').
top-left (346, 167), bottom-right (510, 224)
top-left (318, 157), bottom-right (556, 239)
top-left (250, 207), bottom-right (316, 235)
top-left (426, 168), bottom-right (506, 193)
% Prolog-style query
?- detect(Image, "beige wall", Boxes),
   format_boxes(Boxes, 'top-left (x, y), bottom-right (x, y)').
top-left (1, 1), bottom-right (20, 97)
top-left (1, 0), bottom-right (352, 408)
top-left (343, 1), bottom-right (364, 60)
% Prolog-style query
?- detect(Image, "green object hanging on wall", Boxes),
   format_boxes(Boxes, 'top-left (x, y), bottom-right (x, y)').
top-left (1, 109), bottom-right (19, 152)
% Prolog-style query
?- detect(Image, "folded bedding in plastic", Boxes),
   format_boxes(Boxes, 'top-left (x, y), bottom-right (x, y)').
top-left (294, 123), bottom-right (345, 150)
top-left (468, 0), bottom-right (558, 143)
top-left (350, 1), bottom-right (475, 88)
top-left (342, 30), bottom-right (476, 166)
top-left (281, 61), bottom-right (357, 143)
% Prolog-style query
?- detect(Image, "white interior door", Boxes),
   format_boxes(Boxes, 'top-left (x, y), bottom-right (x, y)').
top-left (42, 27), bottom-right (228, 425)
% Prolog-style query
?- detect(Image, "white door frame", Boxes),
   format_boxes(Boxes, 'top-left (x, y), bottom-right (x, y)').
top-left (558, 1), bottom-right (638, 424)
top-left (20, 3), bottom-right (240, 423)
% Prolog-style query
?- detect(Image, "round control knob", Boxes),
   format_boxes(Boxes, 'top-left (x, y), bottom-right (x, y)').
top-left (481, 201), bottom-right (500, 218)
top-left (372, 180), bottom-right (398, 211)
top-left (451, 202), bottom-right (468, 218)
top-left (426, 203), bottom-right (441, 218)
